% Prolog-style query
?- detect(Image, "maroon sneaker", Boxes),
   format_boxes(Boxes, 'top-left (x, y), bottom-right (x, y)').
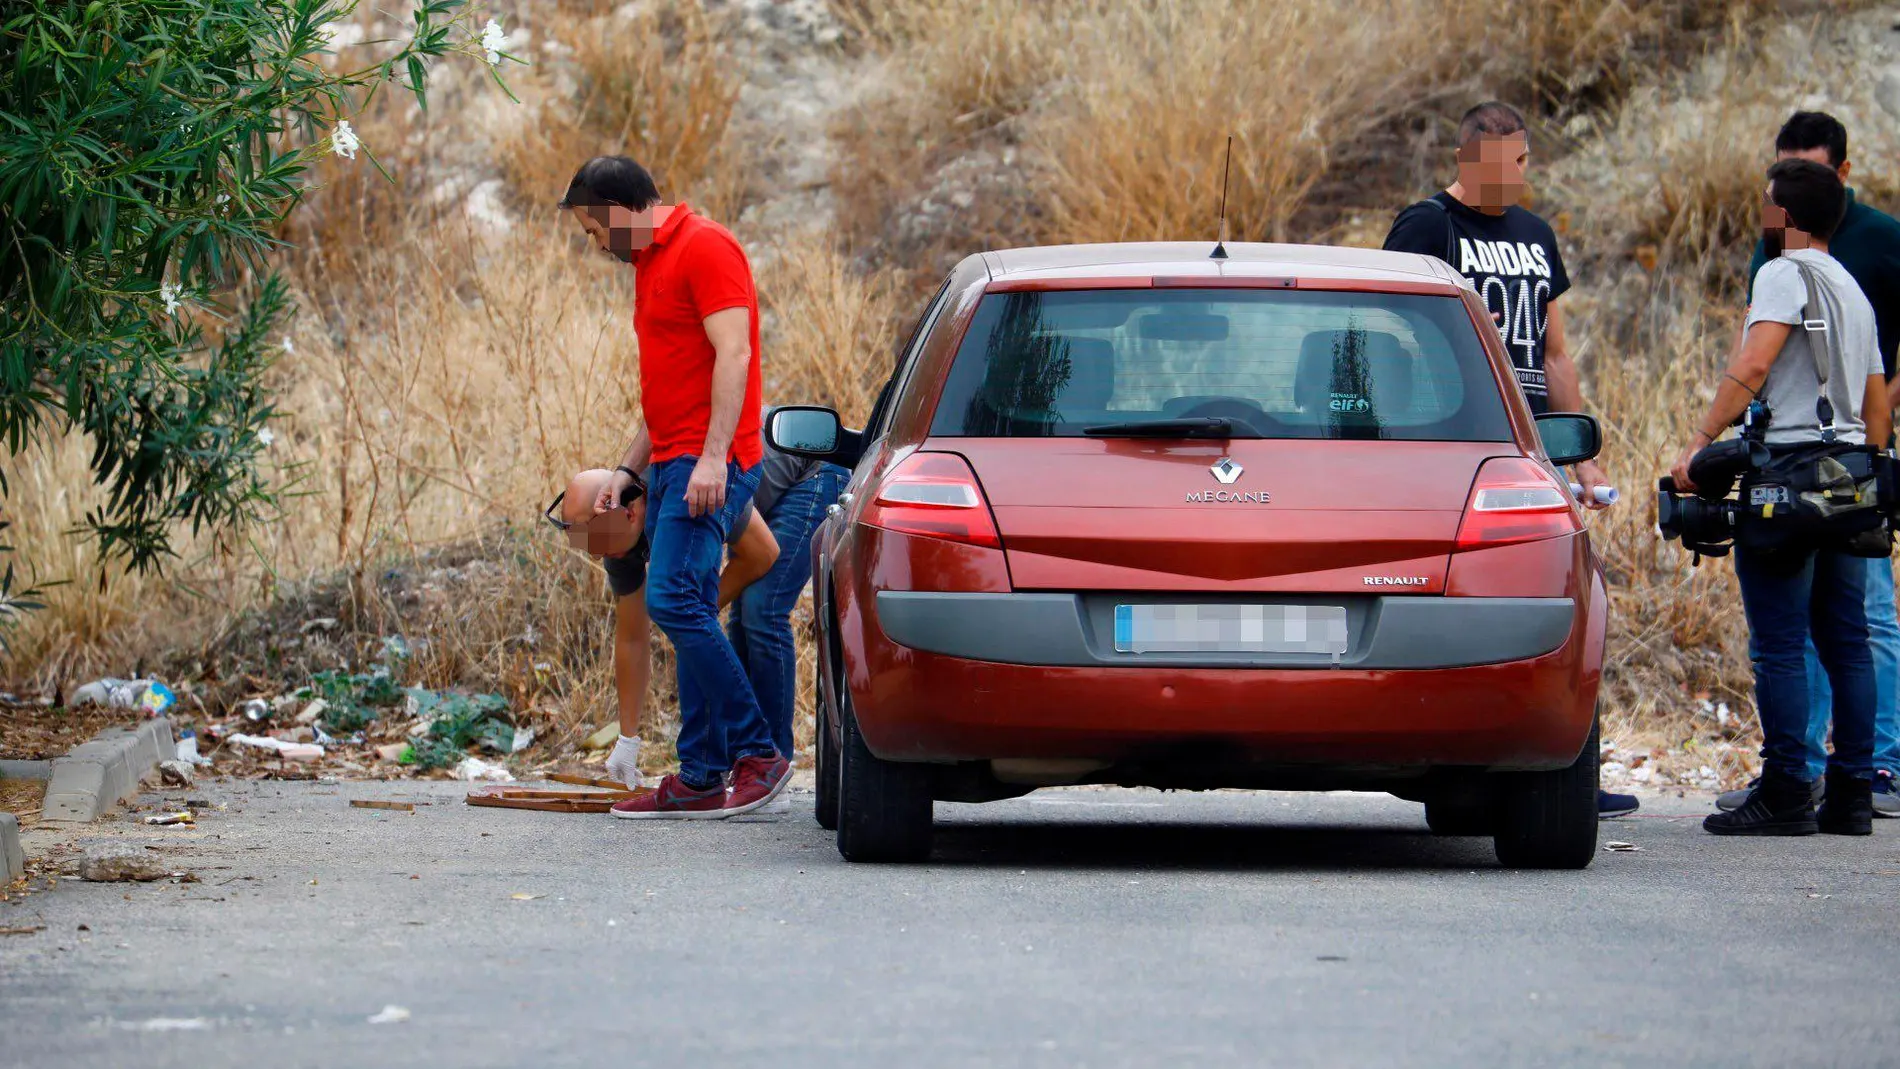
top-left (611, 774), bottom-right (728, 820)
top-left (724, 753), bottom-right (792, 816)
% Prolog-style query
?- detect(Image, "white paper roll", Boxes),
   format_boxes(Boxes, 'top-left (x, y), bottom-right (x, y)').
top-left (1569, 482), bottom-right (1620, 506)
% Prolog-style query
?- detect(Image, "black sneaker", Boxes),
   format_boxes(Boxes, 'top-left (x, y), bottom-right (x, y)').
top-left (1873, 770), bottom-right (1899, 819)
top-left (1715, 775), bottom-right (1825, 812)
top-left (1817, 769), bottom-right (1874, 836)
top-left (1705, 770), bottom-right (1817, 836)
top-left (1598, 789), bottom-right (1639, 819)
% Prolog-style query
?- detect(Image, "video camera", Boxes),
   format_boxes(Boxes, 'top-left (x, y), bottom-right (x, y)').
top-left (1659, 397), bottom-right (1899, 561)
top-left (1656, 402), bottom-right (1772, 559)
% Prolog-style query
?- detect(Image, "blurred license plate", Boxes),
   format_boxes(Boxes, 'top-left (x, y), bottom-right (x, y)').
top-left (1113, 604), bottom-right (1348, 655)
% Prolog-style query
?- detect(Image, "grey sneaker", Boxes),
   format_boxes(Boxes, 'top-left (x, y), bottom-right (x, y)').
top-left (1874, 770), bottom-right (1899, 818)
top-left (1717, 776), bottom-right (1825, 812)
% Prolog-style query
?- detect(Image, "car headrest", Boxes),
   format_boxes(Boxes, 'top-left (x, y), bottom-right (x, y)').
top-left (1053, 336), bottom-right (1116, 410)
top-left (1293, 329), bottom-right (1415, 417)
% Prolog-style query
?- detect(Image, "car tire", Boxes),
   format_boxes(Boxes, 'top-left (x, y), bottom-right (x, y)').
top-left (1492, 718), bottom-right (1600, 870)
top-left (1424, 795), bottom-right (1494, 836)
top-left (814, 670), bottom-right (840, 831)
top-left (835, 686), bottom-right (933, 863)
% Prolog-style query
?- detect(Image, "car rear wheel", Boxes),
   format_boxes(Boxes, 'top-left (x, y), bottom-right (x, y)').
top-left (813, 670), bottom-right (839, 831)
top-left (1492, 719), bottom-right (1599, 869)
top-left (836, 686), bottom-right (933, 863)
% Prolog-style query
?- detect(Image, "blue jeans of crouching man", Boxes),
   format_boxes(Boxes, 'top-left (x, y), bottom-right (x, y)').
top-left (1736, 545), bottom-right (1879, 782)
top-left (727, 464), bottom-right (850, 757)
top-left (644, 456), bottom-right (776, 790)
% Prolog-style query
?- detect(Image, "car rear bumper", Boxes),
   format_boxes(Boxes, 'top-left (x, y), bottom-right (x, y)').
top-left (847, 592), bottom-right (1598, 772)
top-left (875, 591), bottom-right (1574, 669)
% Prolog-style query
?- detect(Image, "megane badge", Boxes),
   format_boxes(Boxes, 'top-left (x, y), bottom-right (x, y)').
top-left (1188, 457), bottom-right (1267, 504)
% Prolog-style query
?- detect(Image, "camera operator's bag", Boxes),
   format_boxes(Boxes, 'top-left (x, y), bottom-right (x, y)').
top-left (1736, 260), bottom-right (1897, 558)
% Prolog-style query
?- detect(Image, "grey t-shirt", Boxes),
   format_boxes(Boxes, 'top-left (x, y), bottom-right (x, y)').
top-left (725, 439), bottom-right (822, 545)
top-left (1746, 249), bottom-right (1882, 446)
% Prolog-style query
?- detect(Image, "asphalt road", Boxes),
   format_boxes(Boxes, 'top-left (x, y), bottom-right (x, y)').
top-left (2, 779), bottom-right (1897, 1069)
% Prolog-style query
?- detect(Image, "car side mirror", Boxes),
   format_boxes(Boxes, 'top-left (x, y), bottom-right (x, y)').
top-left (1535, 412), bottom-right (1602, 467)
top-left (767, 405), bottom-right (866, 467)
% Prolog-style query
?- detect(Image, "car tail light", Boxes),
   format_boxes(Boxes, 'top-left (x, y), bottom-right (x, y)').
top-left (861, 452), bottom-right (1002, 549)
top-left (1455, 457), bottom-right (1580, 550)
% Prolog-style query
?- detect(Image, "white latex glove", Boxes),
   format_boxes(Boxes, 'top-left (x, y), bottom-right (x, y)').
top-left (605, 736), bottom-right (645, 789)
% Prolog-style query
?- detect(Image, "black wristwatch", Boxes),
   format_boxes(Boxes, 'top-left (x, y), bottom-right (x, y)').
top-left (614, 465), bottom-right (646, 507)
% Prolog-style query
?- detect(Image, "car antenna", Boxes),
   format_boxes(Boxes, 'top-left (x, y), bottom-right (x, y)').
top-left (1210, 135), bottom-right (1232, 261)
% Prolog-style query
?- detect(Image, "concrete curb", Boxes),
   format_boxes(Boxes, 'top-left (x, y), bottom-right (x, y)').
top-left (0, 759), bottom-right (51, 781)
top-left (39, 718), bottom-right (174, 824)
top-left (1, 813), bottom-right (21, 882)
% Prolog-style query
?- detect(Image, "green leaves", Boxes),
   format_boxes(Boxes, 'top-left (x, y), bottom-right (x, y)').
top-left (303, 666), bottom-right (405, 732)
top-left (0, 0), bottom-right (512, 588)
top-left (405, 687), bottom-right (516, 769)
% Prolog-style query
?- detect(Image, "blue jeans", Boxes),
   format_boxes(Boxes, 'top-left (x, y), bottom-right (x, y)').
top-left (727, 465), bottom-right (849, 757)
top-left (1799, 555), bottom-right (1900, 779)
top-left (1735, 545), bottom-right (1878, 781)
top-left (644, 456), bottom-right (775, 789)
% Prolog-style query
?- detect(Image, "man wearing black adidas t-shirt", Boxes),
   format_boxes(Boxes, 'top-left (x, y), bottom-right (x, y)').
top-left (1383, 101), bottom-right (1612, 507)
top-left (1384, 100), bottom-right (1631, 819)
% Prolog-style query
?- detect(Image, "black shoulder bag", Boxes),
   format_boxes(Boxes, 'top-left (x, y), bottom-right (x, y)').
top-left (1737, 260), bottom-right (1896, 558)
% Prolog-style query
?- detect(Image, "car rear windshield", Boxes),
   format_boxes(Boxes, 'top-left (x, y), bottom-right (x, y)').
top-left (928, 288), bottom-right (1512, 441)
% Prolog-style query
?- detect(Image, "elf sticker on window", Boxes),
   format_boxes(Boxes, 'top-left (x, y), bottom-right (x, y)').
top-left (1329, 393), bottom-right (1371, 413)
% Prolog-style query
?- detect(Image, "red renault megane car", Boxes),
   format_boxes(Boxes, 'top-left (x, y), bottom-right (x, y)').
top-left (769, 241), bottom-right (1607, 869)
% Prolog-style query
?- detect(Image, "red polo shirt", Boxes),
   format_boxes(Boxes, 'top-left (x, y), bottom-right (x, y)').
top-left (633, 203), bottom-right (764, 468)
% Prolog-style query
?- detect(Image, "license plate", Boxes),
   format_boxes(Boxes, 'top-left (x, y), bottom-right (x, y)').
top-left (1113, 603), bottom-right (1349, 655)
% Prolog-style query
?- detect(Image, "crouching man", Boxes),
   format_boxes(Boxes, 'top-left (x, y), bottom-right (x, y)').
top-left (551, 467), bottom-right (778, 790)
top-left (558, 439), bottom-right (847, 813)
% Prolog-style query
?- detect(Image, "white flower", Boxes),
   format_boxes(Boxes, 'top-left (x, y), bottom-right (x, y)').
top-left (160, 283), bottom-right (181, 315)
top-left (282, 335), bottom-right (295, 354)
top-left (331, 120), bottom-right (361, 161)
top-left (257, 428), bottom-right (276, 448)
top-left (481, 19), bottom-right (506, 65)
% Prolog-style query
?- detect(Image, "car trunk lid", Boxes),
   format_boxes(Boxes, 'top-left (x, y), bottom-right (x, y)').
top-left (948, 438), bottom-right (1499, 592)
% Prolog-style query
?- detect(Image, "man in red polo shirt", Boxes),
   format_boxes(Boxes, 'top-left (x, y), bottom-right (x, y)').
top-left (557, 155), bottom-right (790, 819)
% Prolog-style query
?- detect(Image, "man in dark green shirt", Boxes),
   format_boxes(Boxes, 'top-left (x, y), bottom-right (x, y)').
top-left (1725, 111), bottom-right (1900, 818)
top-left (1745, 113), bottom-right (1900, 379)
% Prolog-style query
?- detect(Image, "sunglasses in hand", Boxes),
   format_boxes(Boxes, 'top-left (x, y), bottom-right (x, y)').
top-left (543, 476), bottom-right (647, 558)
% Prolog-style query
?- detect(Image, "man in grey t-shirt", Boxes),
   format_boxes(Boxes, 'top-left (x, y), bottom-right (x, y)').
top-left (1747, 248), bottom-right (1881, 446)
top-left (1673, 159), bottom-right (1891, 837)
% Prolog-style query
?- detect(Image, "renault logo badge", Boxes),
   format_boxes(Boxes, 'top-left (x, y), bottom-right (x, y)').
top-left (1210, 457), bottom-right (1243, 484)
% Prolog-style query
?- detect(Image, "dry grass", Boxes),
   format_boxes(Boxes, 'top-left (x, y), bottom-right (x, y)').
top-left (5, 0), bottom-right (1895, 790)
top-left (497, 0), bottom-right (748, 220)
top-left (1548, 21), bottom-right (1900, 288)
top-left (1569, 281), bottom-right (1760, 777)
top-left (756, 229), bottom-right (904, 423)
top-left (830, 0), bottom-right (1772, 291)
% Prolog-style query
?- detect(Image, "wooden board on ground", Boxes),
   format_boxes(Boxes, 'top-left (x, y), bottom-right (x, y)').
top-left (465, 782), bottom-right (647, 814)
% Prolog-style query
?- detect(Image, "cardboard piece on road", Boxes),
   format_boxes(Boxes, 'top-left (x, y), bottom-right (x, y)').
top-left (350, 800), bottom-right (416, 812)
top-left (465, 782), bottom-right (646, 814)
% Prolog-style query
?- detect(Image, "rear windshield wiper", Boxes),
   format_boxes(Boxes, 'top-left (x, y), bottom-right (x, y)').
top-left (1081, 417), bottom-right (1260, 439)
